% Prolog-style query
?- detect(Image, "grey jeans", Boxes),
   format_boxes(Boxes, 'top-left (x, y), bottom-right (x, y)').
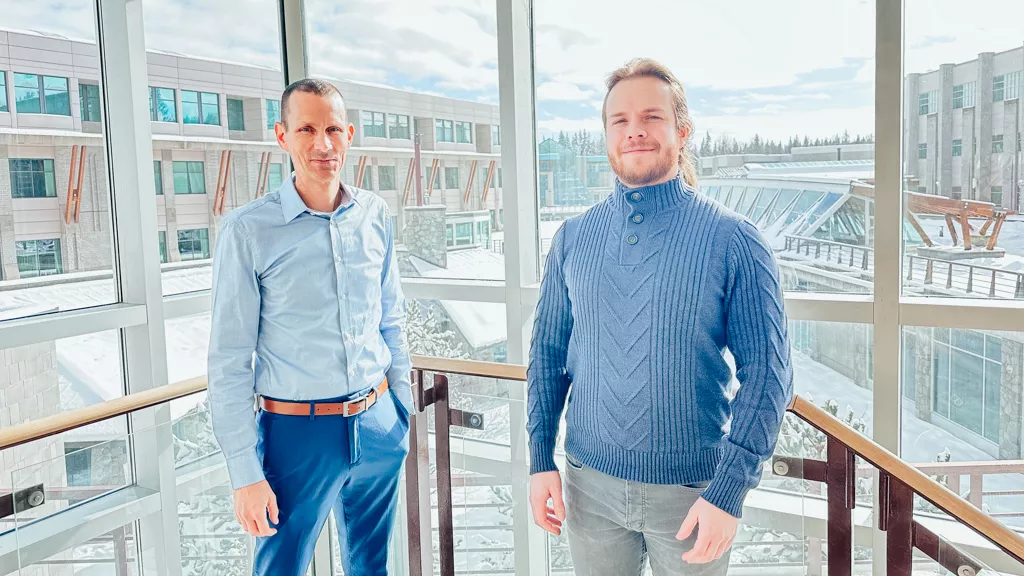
top-left (564, 453), bottom-right (731, 576)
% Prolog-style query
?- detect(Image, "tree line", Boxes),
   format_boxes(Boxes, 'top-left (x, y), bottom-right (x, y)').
top-left (552, 129), bottom-right (875, 159)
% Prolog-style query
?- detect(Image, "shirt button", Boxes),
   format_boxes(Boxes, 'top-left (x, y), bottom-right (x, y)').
top-left (630, 192), bottom-right (642, 202)
top-left (632, 213), bottom-right (644, 224)
top-left (335, 255), bottom-right (341, 262)
top-left (626, 234), bottom-right (639, 245)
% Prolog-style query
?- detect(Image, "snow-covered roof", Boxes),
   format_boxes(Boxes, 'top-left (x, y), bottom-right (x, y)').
top-left (408, 251), bottom-right (507, 349)
top-left (0, 265), bottom-right (215, 435)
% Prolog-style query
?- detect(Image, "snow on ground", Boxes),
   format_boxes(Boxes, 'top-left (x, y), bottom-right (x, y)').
top-left (791, 350), bottom-right (1024, 528)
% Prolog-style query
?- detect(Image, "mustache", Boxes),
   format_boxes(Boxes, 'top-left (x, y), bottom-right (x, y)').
top-left (620, 142), bottom-right (659, 153)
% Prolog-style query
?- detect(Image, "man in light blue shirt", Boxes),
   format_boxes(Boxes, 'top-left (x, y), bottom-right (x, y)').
top-left (208, 78), bottom-right (412, 576)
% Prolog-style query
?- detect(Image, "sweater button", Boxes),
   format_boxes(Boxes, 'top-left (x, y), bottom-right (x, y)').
top-left (632, 213), bottom-right (644, 224)
top-left (626, 234), bottom-right (638, 245)
top-left (630, 192), bottom-right (642, 202)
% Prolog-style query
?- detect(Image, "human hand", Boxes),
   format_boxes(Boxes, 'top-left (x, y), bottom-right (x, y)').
top-left (676, 497), bottom-right (737, 563)
top-left (234, 480), bottom-right (280, 537)
top-left (529, 471), bottom-right (566, 535)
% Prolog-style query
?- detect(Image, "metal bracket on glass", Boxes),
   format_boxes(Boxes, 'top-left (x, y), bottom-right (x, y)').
top-left (0, 484), bottom-right (45, 519)
top-left (449, 409), bottom-right (484, 430)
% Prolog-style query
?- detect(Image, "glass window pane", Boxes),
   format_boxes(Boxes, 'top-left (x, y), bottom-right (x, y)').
top-left (0, 9), bottom-right (117, 319)
top-left (154, 160), bottom-right (163, 195)
top-left (536, 2), bottom-right (875, 298)
top-left (903, 328), bottom-right (1022, 537)
top-left (14, 73), bottom-right (41, 113)
top-left (137, 2), bottom-right (280, 289)
top-left (268, 163), bottom-right (283, 190)
top-left (188, 162), bottom-right (206, 194)
top-left (227, 98), bottom-right (244, 131)
top-left (305, 1), bottom-right (502, 282)
top-left (905, 0), bottom-right (1024, 300)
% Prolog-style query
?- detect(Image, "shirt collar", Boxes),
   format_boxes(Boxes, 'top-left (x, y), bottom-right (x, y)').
top-left (611, 174), bottom-right (693, 213)
top-left (280, 174), bottom-right (361, 223)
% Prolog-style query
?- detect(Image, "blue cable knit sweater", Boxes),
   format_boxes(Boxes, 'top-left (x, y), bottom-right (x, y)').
top-left (527, 176), bottom-right (793, 518)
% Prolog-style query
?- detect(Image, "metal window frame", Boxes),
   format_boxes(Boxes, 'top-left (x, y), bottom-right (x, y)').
top-left (2, 1), bottom-right (1024, 576)
top-left (149, 86), bottom-right (177, 122)
top-left (226, 97), bottom-right (246, 131)
top-left (8, 158), bottom-right (57, 199)
top-left (13, 72), bottom-right (71, 116)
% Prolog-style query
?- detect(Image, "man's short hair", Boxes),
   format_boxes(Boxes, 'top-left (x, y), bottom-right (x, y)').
top-left (280, 78), bottom-right (347, 127)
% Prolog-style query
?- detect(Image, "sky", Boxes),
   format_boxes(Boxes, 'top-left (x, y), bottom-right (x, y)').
top-left (4, 0), bottom-right (1024, 143)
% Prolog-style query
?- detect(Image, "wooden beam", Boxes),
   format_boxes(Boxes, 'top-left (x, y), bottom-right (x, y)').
top-left (355, 155), bottom-right (368, 188)
top-left (481, 160), bottom-right (496, 203)
top-left (979, 217), bottom-right (995, 237)
top-left (426, 158), bottom-right (439, 197)
top-left (64, 145), bottom-right (79, 224)
top-left (945, 214), bottom-right (959, 246)
top-left (960, 209), bottom-right (972, 250)
top-left (463, 160), bottom-right (478, 205)
top-left (72, 146), bottom-right (86, 223)
top-left (255, 152), bottom-right (270, 198)
top-left (213, 150), bottom-right (232, 216)
top-left (986, 213), bottom-right (1007, 251)
top-left (213, 150), bottom-right (228, 216)
top-left (402, 158), bottom-right (416, 205)
top-left (905, 211), bottom-right (933, 247)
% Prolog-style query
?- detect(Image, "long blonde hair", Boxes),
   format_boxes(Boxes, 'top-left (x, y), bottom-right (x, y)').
top-left (602, 58), bottom-right (698, 188)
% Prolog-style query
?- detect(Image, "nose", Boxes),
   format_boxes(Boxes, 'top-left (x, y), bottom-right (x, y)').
top-left (314, 132), bottom-right (333, 153)
top-left (627, 122), bottom-right (647, 140)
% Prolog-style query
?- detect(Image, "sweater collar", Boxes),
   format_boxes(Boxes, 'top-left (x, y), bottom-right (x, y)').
top-left (612, 175), bottom-right (692, 213)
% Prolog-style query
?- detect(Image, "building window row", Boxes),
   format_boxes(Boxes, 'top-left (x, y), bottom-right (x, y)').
top-left (361, 111), bottom-right (411, 140)
top-left (14, 73), bottom-right (70, 116)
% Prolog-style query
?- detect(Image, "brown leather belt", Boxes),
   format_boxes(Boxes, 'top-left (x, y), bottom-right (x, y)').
top-left (259, 379), bottom-right (388, 417)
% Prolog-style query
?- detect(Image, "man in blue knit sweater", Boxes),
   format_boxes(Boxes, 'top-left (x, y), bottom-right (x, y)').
top-left (527, 58), bottom-right (794, 575)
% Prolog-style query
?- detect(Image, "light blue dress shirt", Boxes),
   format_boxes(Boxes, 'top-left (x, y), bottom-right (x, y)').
top-left (208, 175), bottom-right (412, 490)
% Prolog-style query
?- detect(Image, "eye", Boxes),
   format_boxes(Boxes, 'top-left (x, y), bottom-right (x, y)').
top-left (613, 118), bottom-right (626, 125)
top-left (647, 115), bottom-right (662, 120)
top-left (299, 126), bottom-right (313, 132)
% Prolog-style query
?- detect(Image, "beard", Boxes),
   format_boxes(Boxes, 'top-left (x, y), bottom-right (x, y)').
top-left (609, 142), bottom-right (677, 188)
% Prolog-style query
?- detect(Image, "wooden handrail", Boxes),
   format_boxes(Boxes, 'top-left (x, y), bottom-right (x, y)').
top-left (788, 395), bottom-right (1024, 563)
top-left (411, 355), bottom-right (526, 381)
top-left (1, 355), bottom-right (1020, 563)
top-left (0, 377), bottom-right (206, 452)
top-left (0, 358), bottom-right (521, 452)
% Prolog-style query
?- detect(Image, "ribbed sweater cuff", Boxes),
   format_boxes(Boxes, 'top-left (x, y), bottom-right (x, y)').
top-left (529, 439), bottom-right (558, 475)
top-left (701, 450), bottom-right (754, 518)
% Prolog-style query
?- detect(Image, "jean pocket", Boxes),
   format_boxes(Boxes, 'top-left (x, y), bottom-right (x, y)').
top-left (564, 452), bottom-right (585, 471)
top-left (390, 390), bottom-right (410, 428)
top-left (679, 480), bottom-right (711, 494)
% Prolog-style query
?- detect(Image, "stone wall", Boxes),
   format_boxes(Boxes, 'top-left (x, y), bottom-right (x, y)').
top-left (1000, 337), bottom-right (1023, 460)
top-left (808, 322), bottom-right (872, 389)
top-left (401, 205), bottom-right (447, 269)
top-left (0, 341), bottom-right (70, 576)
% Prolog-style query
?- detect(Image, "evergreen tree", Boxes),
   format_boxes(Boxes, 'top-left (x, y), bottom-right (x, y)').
top-left (700, 133), bottom-right (713, 157)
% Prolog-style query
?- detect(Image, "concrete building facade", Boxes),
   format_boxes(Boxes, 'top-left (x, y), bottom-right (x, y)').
top-left (0, 27), bottom-right (504, 280)
top-left (905, 47), bottom-right (1023, 209)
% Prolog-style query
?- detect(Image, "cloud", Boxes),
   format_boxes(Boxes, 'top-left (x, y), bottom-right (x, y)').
top-left (699, 106), bottom-right (875, 142)
top-left (7, 0), bottom-right (1024, 146)
top-left (536, 81), bottom-right (593, 101)
top-left (723, 92), bottom-right (832, 104)
top-left (537, 116), bottom-right (604, 138)
top-left (749, 104), bottom-right (788, 115)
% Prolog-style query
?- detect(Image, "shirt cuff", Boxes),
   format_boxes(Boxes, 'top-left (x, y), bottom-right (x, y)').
top-left (529, 439), bottom-right (558, 475)
top-left (225, 449), bottom-right (266, 490)
top-left (700, 448), bottom-right (758, 519)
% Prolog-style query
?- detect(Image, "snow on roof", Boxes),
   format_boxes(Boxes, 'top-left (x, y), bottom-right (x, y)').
top-left (0, 265), bottom-right (215, 432)
top-left (408, 251), bottom-right (507, 349)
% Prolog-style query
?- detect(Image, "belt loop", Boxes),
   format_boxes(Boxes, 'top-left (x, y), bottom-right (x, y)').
top-left (309, 401), bottom-right (316, 421)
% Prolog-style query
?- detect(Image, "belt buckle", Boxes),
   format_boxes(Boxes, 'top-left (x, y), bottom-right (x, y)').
top-left (346, 396), bottom-right (368, 417)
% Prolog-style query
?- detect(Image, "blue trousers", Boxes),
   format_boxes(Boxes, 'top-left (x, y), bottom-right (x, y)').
top-left (252, 388), bottom-right (410, 576)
